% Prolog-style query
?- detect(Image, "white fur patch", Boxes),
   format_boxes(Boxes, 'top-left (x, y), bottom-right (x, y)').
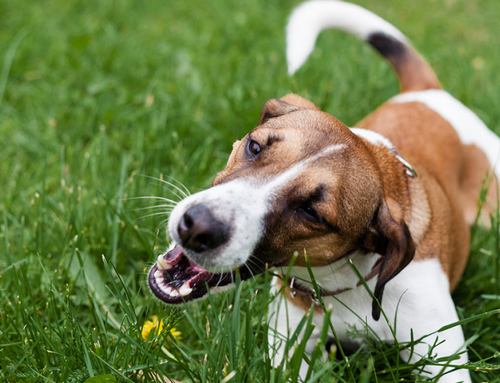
top-left (287, 0), bottom-right (408, 75)
top-left (269, 258), bottom-right (471, 382)
top-left (350, 127), bottom-right (394, 150)
top-left (168, 144), bottom-right (345, 272)
top-left (281, 251), bottom-right (381, 292)
top-left (392, 89), bottom-right (500, 174)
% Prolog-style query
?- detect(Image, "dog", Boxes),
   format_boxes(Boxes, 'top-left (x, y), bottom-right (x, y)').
top-left (148, 1), bottom-right (499, 381)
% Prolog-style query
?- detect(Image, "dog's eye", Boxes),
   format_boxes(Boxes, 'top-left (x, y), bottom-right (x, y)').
top-left (247, 139), bottom-right (261, 156)
top-left (296, 203), bottom-right (337, 231)
top-left (298, 205), bottom-right (321, 223)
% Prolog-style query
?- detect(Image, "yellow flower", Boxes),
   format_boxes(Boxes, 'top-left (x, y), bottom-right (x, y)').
top-left (141, 315), bottom-right (182, 341)
top-left (169, 327), bottom-right (182, 340)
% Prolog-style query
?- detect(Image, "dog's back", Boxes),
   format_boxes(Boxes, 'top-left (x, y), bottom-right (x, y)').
top-left (287, 0), bottom-right (498, 241)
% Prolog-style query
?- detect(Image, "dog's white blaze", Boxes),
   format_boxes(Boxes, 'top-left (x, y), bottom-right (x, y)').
top-left (285, 251), bottom-right (382, 292)
top-left (392, 89), bottom-right (500, 174)
top-left (286, 0), bottom-right (408, 75)
top-left (167, 144), bottom-right (345, 271)
top-left (270, 258), bottom-right (471, 383)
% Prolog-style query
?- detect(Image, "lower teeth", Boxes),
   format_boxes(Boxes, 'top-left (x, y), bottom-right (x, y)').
top-left (179, 283), bottom-right (193, 296)
top-left (154, 269), bottom-right (192, 298)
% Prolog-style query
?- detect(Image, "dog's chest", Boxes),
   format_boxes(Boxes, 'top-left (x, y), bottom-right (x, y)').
top-left (306, 258), bottom-right (452, 344)
top-left (311, 279), bottom-right (394, 344)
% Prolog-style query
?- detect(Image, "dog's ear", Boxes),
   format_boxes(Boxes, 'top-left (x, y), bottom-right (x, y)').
top-left (259, 94), bottom-right (320, 125)
top-left (363, 198), bottom-right (415, 321)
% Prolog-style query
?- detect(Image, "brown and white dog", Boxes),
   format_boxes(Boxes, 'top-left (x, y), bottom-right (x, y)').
top-left (149, 1), bottom-right (499, 381)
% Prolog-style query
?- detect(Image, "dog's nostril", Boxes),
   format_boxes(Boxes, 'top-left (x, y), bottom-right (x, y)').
top-left (183, 211), bottom-right (194, 228)
top-left (178, 214), bottom-right (191, 241)
top-left (194, 230), bottom-right (226, 250)
top-left (177, 204), bottom-right (229, 253)
top-left (193, 233), bottom-right (211, 248)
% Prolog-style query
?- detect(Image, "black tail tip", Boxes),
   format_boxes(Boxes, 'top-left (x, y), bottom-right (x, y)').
top-left (368, 32), bottom-right (406, 59)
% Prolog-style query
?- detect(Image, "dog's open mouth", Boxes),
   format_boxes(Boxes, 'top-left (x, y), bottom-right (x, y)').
top-left (148, 245), bottom-right (243, 304)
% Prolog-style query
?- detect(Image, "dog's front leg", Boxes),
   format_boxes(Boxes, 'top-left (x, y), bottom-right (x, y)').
top-left (268, 284), bottom-right (324, 380)
top-left (385, 259), bottom-right (472, 383)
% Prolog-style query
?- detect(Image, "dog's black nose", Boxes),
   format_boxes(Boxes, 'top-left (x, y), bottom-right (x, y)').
top-left (178, 204), bottom-right (229, 253)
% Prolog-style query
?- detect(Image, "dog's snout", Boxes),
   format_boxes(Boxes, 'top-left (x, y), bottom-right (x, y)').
top-left (178, 204), bottom-right (229, 253)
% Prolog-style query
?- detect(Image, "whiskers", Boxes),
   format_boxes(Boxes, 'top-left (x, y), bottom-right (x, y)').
top-left (244, 255), bottom-right (267, 283)
top-left (127, 175), bottom-right (191, 231)
top-left (206, 256), bottom-right (264, 292)
top-left (140, 174), bottom-right (191, 199)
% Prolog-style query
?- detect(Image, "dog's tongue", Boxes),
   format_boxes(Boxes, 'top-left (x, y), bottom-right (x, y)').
top-left (148, 245), bottom-right (234, 304)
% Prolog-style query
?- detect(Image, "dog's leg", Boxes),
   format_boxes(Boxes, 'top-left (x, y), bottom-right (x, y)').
top-left (268, 280), bottom-right (323, 380)
top-left (384, 259), bottom-right (472, 383)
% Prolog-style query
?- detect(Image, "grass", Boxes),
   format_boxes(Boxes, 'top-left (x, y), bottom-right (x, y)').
top-left (0, 0), bottom-right (499, 381)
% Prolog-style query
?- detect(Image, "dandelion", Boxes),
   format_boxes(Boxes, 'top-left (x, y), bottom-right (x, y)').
top-left (141, 315), bottom-right (182, 341)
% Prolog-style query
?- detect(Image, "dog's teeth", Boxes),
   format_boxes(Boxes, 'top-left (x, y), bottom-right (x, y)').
top-left (170, 290), bottom-right (179, 297)
top-left (179, 283), bottom-right (193, 297)
top-left (154, 270), bottom-right (162, 278)
top-left (156, 254), bottom-right (166, 270)
top-left (165, 286), bottom-right (173, 295)
top-left (156, 275), bottom-right (164, 285)
top-left (156, 254), bottom-right (172, 270)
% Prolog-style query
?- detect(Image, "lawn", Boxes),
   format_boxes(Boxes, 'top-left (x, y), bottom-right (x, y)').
top-left (0, 0), bottom-right (499, 382)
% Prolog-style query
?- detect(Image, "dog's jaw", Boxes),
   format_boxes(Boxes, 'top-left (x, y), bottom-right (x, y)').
top-left (149, 177), bottom-right (269, 305)
top-left (148, 244), bottom-right (246, 304)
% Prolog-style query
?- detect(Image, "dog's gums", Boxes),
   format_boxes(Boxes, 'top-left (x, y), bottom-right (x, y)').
top-left (148, 245), bottom-right (249, 303)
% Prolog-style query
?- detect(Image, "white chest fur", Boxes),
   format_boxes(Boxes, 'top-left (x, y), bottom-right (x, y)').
top-left (269, 258), bottom-right (471, 383)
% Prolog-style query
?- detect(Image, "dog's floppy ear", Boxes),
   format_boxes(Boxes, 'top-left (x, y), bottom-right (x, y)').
top-left (363, 198), bottom-right (415, 321)
top-left (259, 94), bottom-right (320, 125)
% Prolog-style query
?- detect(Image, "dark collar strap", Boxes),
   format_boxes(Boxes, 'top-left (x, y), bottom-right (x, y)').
top-left (286, 256), bottom-right (383, 305)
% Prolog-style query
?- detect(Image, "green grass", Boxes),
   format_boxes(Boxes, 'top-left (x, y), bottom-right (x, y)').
top-left (0, 0), bottom-right (499, 381)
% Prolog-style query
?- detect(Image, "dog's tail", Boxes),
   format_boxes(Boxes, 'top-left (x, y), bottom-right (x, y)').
top-left (286, 0), bottom-right (441, 92)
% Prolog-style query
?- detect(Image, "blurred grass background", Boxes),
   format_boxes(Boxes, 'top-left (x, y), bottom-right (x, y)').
top-left (0, 0), bottom-right (499, 382)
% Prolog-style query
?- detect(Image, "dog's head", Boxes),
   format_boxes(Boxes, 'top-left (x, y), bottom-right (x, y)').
top-left (149, 94), bottom-right (414, 319)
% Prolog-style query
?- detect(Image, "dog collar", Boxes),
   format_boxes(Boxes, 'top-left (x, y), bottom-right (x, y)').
top-left (286, 257), bottom-right (383, 305)
top-left (392, 148), bottom-right (417, 178)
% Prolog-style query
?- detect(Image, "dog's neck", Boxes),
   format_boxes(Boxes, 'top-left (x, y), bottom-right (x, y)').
top-left (286, 253), bottom-right (383, 304)
top-left (351, 127), bottom-right (415, 212)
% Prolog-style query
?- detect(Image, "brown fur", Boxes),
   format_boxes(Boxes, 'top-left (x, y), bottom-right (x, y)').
top-left (357, 101), bottom-right (494, 288)
top-left (276, 277), bottom-right (325, 314)
top-left (211, 93), bottom-right (494, 313)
